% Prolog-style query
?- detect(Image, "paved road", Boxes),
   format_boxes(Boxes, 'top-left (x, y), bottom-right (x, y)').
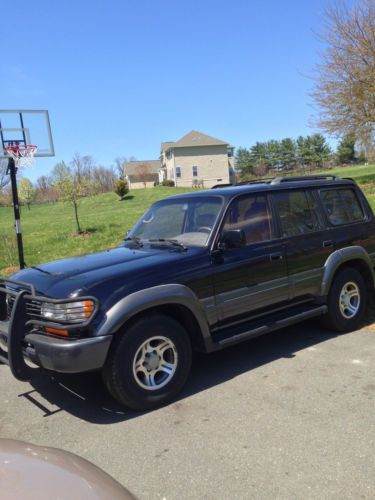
top-left (1, 321), bottom-right (375, 499)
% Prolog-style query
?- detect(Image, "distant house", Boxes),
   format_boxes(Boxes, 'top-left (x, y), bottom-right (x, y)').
top-left (124, 160), bottom-right (160, 189)
top-left (160, 130), bottom-right (234, 188)
top-left (124, 130), bottom-right (234, 189)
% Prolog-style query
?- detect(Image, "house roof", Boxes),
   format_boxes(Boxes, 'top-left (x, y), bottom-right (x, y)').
top-left (124, 160), bottom-right (160, 175)
top-left (161, 130), bottom-right (230, 152)
top-left (124, 160), bottom-right (160, 182)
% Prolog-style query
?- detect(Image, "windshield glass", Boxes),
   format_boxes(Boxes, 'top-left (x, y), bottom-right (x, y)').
top-left (128, 196), bottom-right (223, 247)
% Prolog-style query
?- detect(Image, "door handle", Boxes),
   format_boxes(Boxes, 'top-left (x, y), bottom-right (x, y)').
top-left (270, 252), bottom-right (282, 261)
top-left (323, 240), bottom-right (333, 248)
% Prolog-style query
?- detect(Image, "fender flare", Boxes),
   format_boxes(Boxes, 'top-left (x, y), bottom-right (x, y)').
top-left (321, 246), bottom-right (375, 296)
top-left (96, 284), bottom-right (213, 350)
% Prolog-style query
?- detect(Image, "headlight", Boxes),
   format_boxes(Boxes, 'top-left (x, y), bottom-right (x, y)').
top-left (41, 300), bottom-right (95, 323)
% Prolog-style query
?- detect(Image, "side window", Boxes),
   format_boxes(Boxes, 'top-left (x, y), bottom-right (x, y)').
top-left (222, 194), bottom-right (272, 245)
top-left (273, 190), bottom-right (321, 237)
top-left (320, 189), bottom-right (365, 225)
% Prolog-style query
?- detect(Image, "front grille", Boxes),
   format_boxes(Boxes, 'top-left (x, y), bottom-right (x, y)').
top-left (25, 300), bottom-right (42, 320)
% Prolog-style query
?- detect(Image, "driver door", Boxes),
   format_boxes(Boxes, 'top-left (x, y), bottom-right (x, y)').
top-left (212, 193), bottom-right (289, 322)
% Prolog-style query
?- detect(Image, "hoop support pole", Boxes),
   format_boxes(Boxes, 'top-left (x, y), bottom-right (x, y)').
top-left (8, 157), bottom-right (25, 269)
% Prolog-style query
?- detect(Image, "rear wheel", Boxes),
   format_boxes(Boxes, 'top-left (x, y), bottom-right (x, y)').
top-left (103, 314), bottom-right (192, 411)
top-left (323, 267), bottom-right (367, 332)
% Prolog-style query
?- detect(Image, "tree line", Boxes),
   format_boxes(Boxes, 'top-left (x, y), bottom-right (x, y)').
top-left (235, 133), bottom-right (365, 177)
top-left (0, 154), bottom-right (135, 234)
top-left (0, 154), bottom-right (132, 207)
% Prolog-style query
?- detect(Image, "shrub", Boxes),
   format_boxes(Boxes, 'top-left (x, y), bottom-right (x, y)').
top-left (114, 179), bottom-right (129, 199)
top-left (162, 180), bottom-right (175, 187)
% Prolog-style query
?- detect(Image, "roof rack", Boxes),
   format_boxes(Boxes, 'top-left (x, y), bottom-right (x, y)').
top-left (236, 178), bottom-right (275, 185)
top-left (270, 175), bottom-right (337, 184)
top-left (211, 183), bottom-right (233, 189)
top-left (212, 174), bottom-right (342, 189)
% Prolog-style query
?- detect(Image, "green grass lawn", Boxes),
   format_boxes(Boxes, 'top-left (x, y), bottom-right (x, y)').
top-left (0, 187), bottom-right (194, 272)
top-left (1, 164), bottom-right (374, 275)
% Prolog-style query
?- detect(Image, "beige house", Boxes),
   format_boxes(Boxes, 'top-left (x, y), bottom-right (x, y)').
top-left (160, 130), bottom-right (234, 188)
top-left (124, 160), bottom-right (160, 189)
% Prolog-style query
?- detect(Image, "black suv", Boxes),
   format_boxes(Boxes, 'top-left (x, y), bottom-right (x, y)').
top-left (1, 175), bottom-right (374, 410)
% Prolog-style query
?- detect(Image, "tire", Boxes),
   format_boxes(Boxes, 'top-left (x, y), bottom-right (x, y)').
top-left (322, 267), bottom-right (367, 332)
top-left (102, 314), bottom-right (192, 411)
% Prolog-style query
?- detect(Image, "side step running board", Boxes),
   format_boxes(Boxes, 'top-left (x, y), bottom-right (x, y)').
top-left (216, 305), bottom-right (328, 348)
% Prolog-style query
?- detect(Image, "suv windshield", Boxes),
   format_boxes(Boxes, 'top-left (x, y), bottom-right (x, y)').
top-left (128, 196), bottom-right (223, 247)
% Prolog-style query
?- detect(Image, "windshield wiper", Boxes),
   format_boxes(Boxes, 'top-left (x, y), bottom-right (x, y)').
top-left (124, 237), bottom-right (143, 248)
top-left (148, 238), bottom-right (187, 251)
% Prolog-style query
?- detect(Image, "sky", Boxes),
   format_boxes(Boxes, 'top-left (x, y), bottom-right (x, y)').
top-left (0, 0), bottom-right (343, 181)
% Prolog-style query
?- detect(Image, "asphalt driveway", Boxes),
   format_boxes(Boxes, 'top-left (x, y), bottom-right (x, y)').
top-left (1, 320), bottom-right (375, 499)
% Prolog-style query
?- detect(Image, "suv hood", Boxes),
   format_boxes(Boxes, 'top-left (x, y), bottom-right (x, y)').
top-left (11, 245), bottom-right (203, 298)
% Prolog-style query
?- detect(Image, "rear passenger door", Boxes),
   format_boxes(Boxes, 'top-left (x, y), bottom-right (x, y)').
top-left (272, 189), bottom-right (333, 300)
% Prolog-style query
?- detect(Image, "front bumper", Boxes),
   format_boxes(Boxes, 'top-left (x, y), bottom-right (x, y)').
top-left (0, 279), bottom-right (111, 380)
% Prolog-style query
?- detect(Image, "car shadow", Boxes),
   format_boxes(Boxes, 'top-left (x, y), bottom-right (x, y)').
top-left (16, 319), bottom-right (344, 424)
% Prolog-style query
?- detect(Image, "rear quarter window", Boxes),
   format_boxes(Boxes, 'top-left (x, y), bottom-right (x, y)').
top-left (319, 188), bottom-right (365, 225)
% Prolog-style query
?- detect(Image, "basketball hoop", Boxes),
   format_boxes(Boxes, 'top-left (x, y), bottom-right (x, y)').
top-left (5, 144), bottom-right (38, 168)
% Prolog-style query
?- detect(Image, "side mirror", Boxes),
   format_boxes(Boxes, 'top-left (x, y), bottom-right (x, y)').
top-left (219, 229), bottom-right (246, 249)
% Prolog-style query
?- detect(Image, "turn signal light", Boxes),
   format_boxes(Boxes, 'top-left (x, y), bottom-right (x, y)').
top-left (45, 327), bottom-right (69, 337)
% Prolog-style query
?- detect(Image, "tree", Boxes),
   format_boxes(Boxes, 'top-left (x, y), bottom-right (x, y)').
top-left (113, 156), bottom-right (136, 179)
top-left (114, 179), bottom-right (129, 200)
top-left (250, 142), bottom-right (270, 168)
top-left (92, 166), bottom-right (117, 193)
top-left (337, 133), bottom-right (356, 164)
top-left (36, 175), bottom-right (57, 203)
top-left (53, 161), bottom-right (93, 234)
top-left (279, 138), bottom-right (297, 169)
top-left (18, 177), bottom-right (36, 210)
top-left (312, 0), bottom-right (375, 159)
top-left (235, 147), bottom-right (253, 174)
top-left (309, 134), bottom-right (332, 167)
top-left (295, 135), bottom-right (331, 168)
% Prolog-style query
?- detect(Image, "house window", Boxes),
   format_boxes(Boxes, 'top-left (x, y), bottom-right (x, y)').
top-left (192, 166), bottom-right (198, 177)
top-left (176, 166), bottom-right (181, 178)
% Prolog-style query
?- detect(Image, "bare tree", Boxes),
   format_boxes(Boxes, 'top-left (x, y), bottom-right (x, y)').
top-left (311, 0), bottom-right (375, 159)
top-left (71, 153), bottom-right (96, 183)
top-left (92, 166), bottom-right (117, 192)
top-left (36, 175), bottom-right (57, 203)
top-left (113, 156), bottom-right (136, 179)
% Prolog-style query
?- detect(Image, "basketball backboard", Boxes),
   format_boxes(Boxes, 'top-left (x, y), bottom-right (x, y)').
top-left (0, 110), bottom-right (55, 158)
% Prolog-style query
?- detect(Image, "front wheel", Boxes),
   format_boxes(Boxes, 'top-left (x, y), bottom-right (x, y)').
top-left (322, 267), bottom-right (367, 332)
top-left (103, 314), bottom-right (192, 411)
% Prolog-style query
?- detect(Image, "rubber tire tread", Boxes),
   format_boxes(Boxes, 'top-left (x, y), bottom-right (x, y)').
top-left (102, 314), bottom-right (192, 411)
top-left (322, 267), bottom-right (366, 333)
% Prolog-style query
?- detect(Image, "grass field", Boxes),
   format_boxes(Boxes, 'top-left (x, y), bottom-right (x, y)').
top-left (0, 187), bottom-right (194, 273)
top-left (0, 164), bottom-right (374, 274)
